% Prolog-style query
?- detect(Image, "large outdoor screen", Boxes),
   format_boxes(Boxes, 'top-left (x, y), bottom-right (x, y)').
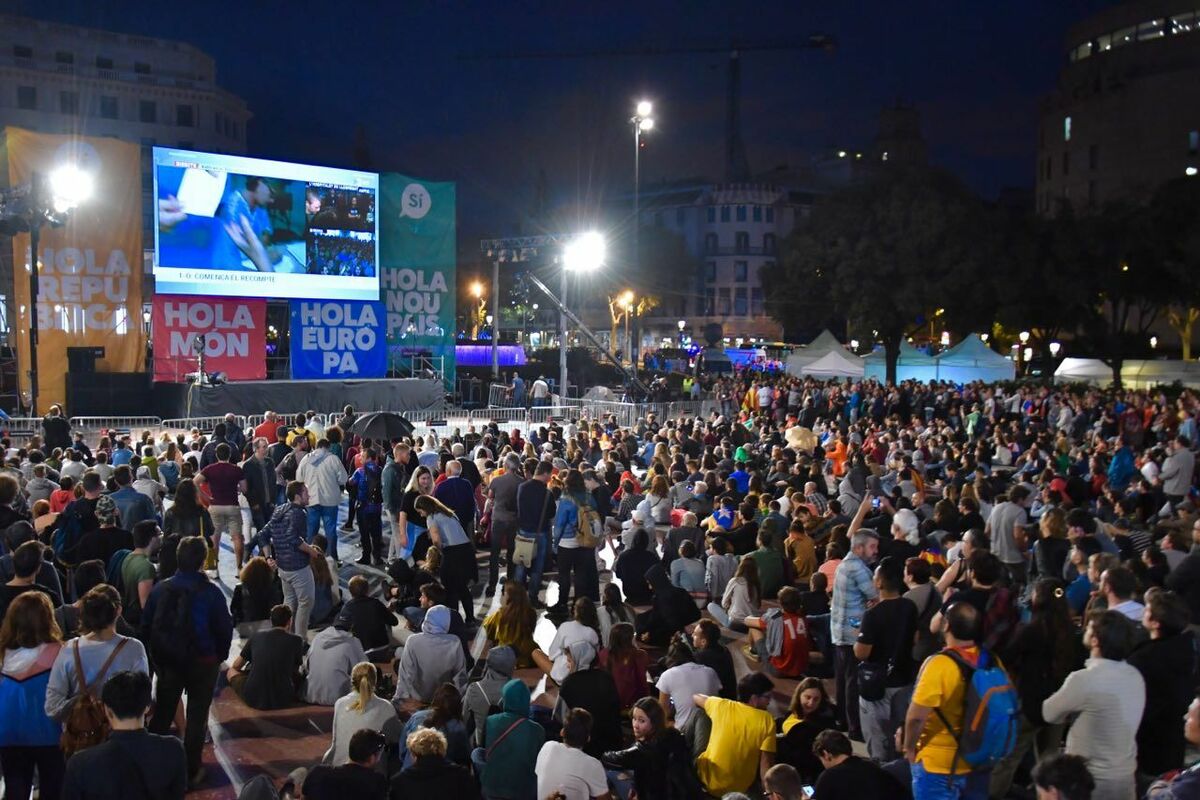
top-left (152, 147), bottom-right (379, 300)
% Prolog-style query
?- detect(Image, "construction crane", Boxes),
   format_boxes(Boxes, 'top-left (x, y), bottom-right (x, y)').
top-left (462, 36), bottom-right (836, 181)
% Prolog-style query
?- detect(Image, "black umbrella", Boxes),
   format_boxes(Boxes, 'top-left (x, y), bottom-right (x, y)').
top-left (348, 411), bottom-right (415, 442)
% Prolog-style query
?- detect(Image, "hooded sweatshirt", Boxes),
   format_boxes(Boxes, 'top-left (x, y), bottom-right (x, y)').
top-left (464, 646), bottom-right (517, 746)
top-left (394, 605), bottom-right (466, 703)
top-left (303, 626), bottom-right (366, 705)
top-left (481, 678), bottom-right (545, 800)
top-left (297, 447), bottom-right (349, 508)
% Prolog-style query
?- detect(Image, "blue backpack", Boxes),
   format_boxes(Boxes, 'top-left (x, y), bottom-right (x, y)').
top-left (933, 648), bottom-right (1020, 771)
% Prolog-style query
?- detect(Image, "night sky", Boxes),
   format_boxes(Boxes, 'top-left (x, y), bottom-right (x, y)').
top-left (12, 0), bottom-right (1116, 254)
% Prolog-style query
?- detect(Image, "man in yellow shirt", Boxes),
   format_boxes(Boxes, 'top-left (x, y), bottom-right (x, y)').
top-left (693, 672), bottom-right (777, 797)
top-left (899, 601), bottom-right (991, 799)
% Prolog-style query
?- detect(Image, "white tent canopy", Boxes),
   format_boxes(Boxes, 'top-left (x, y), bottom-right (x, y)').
top-left (785, 330), bottom-right (864, 378)
top-left (1120, 359), bottom-right (1200, 390)
top-left (863, 340), bottom-right (937, 382)
top-left (934, 334), bottom-right (1015, 383)
top-left (1053, 357), bottom-right (1114, 385)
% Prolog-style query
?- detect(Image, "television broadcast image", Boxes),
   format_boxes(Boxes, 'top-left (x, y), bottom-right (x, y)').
top-left (152, 147), bottom-right (380, 301)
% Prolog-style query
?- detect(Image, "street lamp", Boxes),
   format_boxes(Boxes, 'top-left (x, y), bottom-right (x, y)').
top-left (560, 231), bottom-right (606, 397)
top-left (1049, 341), bottom-right (1062, 358)
top-left (1018, 330), bottom-right (1031, 375)
top-left (631, 99), bottom-right (654, 325)
top-left (10, 164), bottom-right (95, 414)
top-left (849, 339), bottom-right (859, 352)
top-left (1150, 335), bottom-right (1158, 350)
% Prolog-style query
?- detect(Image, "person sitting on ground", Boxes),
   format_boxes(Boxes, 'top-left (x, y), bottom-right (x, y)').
top-left (744, 585), bottom-right (811, 678)
top-left (1032, 753), bottom-right (1096, 800)
top-left (225, 603), bottom-right (304, 710)
top-left (535, 596), bottom-right (602, 684)
top-left (393, 605), bottom-right (466, 705)
top-left (654, 634), bottom-right (721, 738)
top-left (335, 575), bottom-right (398, 656)
top-left (302, 728), bottom-right (390, 799)
top-left (599, 621), bottom-right (651, 710)
top-left (710, 555), bottom-right (760, 632)
top-left (60, 670), bottom-right (187, 800)
top-left (323, 661), bottom-right (399, 768)
top-left (397, 681), bottom-right (470, 770)
top-left (613, 528), bottom-right (659, 605)
top-left (809, 728), bottom-right (909, 798)
top-left (557, 640), bottom-right (624, 759)
top-left (389, 726), bottom-right (480, 799)
top-left (746, 529), bottom-right (786, 599)
top-left (462, 645), bottom-right (517, 747)
top-left (536, 708), bottom-right (612, 800)
top-left (669, 539), bottom-right (707, 593)
top-left (705, 537), bottom-right (739, 602)
top-left (1146, 689), bottom-right (1200, 799)
top-left (474, 676), bottom-right (544, 800)
top-left (304, 617), bottom-right (367, 706)
top-left (229, 556), bottom-right (284, 631)
top-left (777, 678), bottom-right (837, 784)
top-left (637, 562), bottom-right (702, 647)
top-left (597, 582), bottom-right (636, 646)
top-left (602, 696), bottom-right (701, 800)
top-left (693, 672), bottom-right (778, 798)
top-left (482, 581), bottom-right (538, 669)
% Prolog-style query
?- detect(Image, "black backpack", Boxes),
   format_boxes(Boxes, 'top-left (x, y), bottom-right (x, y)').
top-left (279, 453), bottom-right (299, 483)
top-left (148, 581), bottom-right (199, 670)
top-left (365, 467), bottom-right (384, 506)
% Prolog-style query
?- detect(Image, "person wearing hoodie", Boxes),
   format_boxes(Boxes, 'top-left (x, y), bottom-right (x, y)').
top-left (24, 464), bottom-right (59, 505)
top-left (348, 448), bottom-right (385, 566)
top-left (557, 640), bottom-right (623, 759)
top-left (636, 563), bottom-right (701, 647)
top-left (304, 619), bottom-right (367, 706)
top-left (297, 439), bottom-right (349, 563)
top-left (393, 605), bottom-right (466, 704)
top-left (463, 646), bottom-right (518, 747)
top-left (474, 677), bottom-right (545, 800)
top-left (1128, 589), bottom-right (1197, 780)
top-left (132, 465), bottom-right (167, 510)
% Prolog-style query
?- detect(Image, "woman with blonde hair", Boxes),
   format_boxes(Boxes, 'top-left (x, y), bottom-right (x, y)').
top-left (323, 661), bottom-right (398, 766)
top-left (395, 465), bottom-right (434, 561)
top-left (1032, 506), bottom-right (1071, 581)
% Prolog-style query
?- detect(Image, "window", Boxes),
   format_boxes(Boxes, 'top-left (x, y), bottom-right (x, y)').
top-left (734, 261), bottom-right (748, 282)
top-left (12, 45), bottom-right (32, 59)
top-left (704, 288), bottom-right (715, 316)
top-left (751, 287), bottom-right (764, 316)
top-left (720, 206), bottom-right (730, 223)
top-left (99, 96), bottom-right (118, 119)
top-left (96, 56), bottom-right (113, 69)
top-left (764, 233), bottom-right (776, 254)
top-left (59, 91), bottom-right (79, 115)
top-left (765, 207), bottom-right (774, 223)
top-left (734, 287), bottom-right (748, 316)
top-left (752, 205), bottom-right (762, 222)
top-left (54, 51), bottom-right (74, 65)
top-left (1089, 144), bottom-right (1099, 170)
top-left (676, 207), bottom-right (685, 225)
top-left (1063, 151), bottom-right (1070, 177)
top-left (1064, 116), bottom-right (1072, 142)
top-left (139, 100), bottom-right (156, 123)
top-left (706, 207), bottom-right (716, 223)
top-left (705, 261), bottom-right (716, 283)
top-left (176, 104), bottom-right (194, 127)
top-left (134, 62), bottom-right (151, 74)
top-left (735, 231), bottom-right (749, 253)
top-left (16, 86), bottom-right (36, 110)
top-left (1190, 131), bottom-right (1199, 154)
top-left (718, 288), bottom-right (731, 316)
top-left (736, 205), bottom-right (747, 222)
top-left (704, 233), bottom-right (718, 254)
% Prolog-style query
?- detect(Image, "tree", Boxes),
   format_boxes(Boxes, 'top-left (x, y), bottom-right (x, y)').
top-left (1145, 178), bottom-right (1200, 359)
top-left (763, 165), bottom-right (994, 382)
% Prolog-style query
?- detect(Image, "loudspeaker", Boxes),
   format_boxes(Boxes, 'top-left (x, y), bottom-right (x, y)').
top-left (67, 346), bottom-right (105, 374)
top-left (67, 372), bottom-right (151, 416)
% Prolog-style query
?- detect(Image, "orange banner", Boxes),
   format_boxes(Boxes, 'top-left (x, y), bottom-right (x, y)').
top-left (6, 128), bottom-right (144, 414)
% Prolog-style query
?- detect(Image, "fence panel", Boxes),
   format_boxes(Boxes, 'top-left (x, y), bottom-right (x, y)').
top-left (69, 416), bottom-right (163, 434)
top-left (161, 416), bottom-right (245, 433)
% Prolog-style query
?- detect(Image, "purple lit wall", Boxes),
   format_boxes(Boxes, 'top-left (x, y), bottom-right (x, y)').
top-left (456, 345), bottom-right (527, 367)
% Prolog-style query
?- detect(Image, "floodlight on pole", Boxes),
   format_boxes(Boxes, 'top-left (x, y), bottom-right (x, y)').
top-left (1019, 330), bottom-right (1030, 344)
top-left (637, 100), bottom-right (653, 117)
top-left (1049, 341), bottom-right (1062, 357)
top-left (470, 280), bottom-right (483, 298)
top-left (563, 231), bottom-right (606, 273)
top-left (639, 117), bottom-right (655, 132)
top-left (49, 164), bottom-right (94, 213)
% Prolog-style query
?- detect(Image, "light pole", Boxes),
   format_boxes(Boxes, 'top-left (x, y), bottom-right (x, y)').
top-left (560, 232), bottom-right (606, 399)
top-left (631, 100), bottom-right (654, 318)
top-left (14, 165), bottom-right (94, 414)
top-left (470, 280), bottom-right (485, 339)
top-left (677, 319), bottom-right (686, 346)
top-left (1018, 330), bottom-right (1030, 375)
top-left (490, 257), bottom-right (501, 379)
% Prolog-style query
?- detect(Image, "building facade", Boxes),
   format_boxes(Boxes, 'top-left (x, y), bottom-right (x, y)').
top-left (1037, 1), bottom-right (1200, 215)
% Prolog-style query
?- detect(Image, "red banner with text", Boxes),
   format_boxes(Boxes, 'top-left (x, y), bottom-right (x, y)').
top-left (152, 296), bottom-right (266, 382)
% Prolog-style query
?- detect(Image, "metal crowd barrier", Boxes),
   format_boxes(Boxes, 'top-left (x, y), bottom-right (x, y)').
top-left (69, 416), bottom-right (164, 434)
top-left (3, 418), bottom-right (44, 437)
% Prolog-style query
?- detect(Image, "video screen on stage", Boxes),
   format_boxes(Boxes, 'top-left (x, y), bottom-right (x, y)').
top-left (152, 147), bottom-right (380, 301)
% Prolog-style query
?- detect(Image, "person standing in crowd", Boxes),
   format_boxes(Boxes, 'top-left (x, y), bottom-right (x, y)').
top-left (60, 670), bottom-right (188, 800)
top-left (416, 494), bottom-right (477, 627)
top-left (242, 437), bottom-right (277, 542)
top-left (142, 536), bottom-right (234, 789)
top-left (199, 443), bottom-right (246, 578)
top-left (348, 446), bottom-right (385, 567)
top-left (485, 454), bottom-right (522, 595)
top-left (831, 528), bottom-right (879, 739)
top-left (553, 469), bottom-right (602, 607)
top-left (1043, 610), bottom-right (1145, 800)
top-left (1128, 590), bottom-right (1197, 782)
top-left (297, 438), bottom-right (349, 564)
top-left (1160, 435), bottom-right (1195, 507)
top-left (382, 442), bottom-right (413, 561)
top-left (516, 460), bottom-right (555, 607)
top-left (260, 481), bottom-right (317, 640)
top-left (987, 484), bottom-right (1032, 589)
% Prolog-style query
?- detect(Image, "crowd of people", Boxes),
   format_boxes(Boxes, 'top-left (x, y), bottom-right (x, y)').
top-left (1, 374), bottom-right (1200, 799)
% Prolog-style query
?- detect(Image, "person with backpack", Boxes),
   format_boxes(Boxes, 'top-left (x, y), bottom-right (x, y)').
top-left (900, 601), bottom-right (1019, 800)
top-left (141, 535), bottom-right (234, 789)
top-left (1042, 610), bottom-right (1146, 800)
top-left (553, 469), bottom-right (602, 606)
top-left (60, 670), bottom-right (187, 800)
top-left (347, 446), bottom-right (385, 567)
top-left (55, 471), bottom-right (105, 565)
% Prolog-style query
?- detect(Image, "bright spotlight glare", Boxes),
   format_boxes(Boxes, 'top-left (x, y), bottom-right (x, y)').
top-left (636, 100), bottom-right (652, 117)
top-left (639, 117), bottom-right (655, 132)
top-left (49, 164), bottom-right (93, 210)
top-left (563, 231), bottom-right (605, 272)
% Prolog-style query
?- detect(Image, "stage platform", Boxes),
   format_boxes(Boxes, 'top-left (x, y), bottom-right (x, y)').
top-left (153, 377), bottom-right (446, 419)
